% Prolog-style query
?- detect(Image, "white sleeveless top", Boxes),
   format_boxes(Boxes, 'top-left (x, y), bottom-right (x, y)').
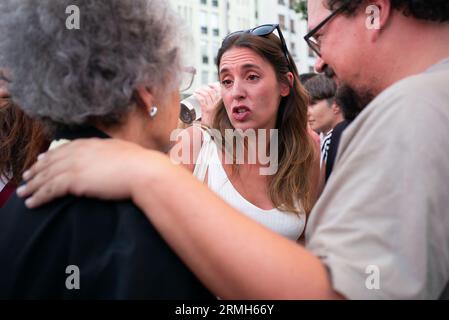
top-left (193, 128), bottom-right (306, 241)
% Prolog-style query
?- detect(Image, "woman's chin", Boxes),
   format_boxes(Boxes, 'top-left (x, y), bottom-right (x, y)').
top-left (229, 121), bottom-right (253, 132)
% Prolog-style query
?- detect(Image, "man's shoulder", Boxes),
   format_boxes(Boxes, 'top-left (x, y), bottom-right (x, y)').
top-left (353, 64), bottom-right (449, 134)
top-left (375, 62), bottom-right (449, 112)
top-left (337, 64), bottom-right (449, 165)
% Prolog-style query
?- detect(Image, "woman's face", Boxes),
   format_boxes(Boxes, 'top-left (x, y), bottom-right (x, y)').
top-left (307, 99), bottom-right (335, 134)
top-left (219, 47), bottom-right (290, 131)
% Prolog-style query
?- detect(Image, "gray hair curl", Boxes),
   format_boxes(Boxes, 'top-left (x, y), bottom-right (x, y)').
top-left (0, 0), bottom-right (184, 127)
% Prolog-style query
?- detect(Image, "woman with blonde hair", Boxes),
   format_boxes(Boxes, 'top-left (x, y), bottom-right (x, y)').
top-left (173, 25), bottom-right (320, 241)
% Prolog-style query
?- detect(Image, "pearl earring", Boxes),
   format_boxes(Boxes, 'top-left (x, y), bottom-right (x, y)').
top-left (149, 106), bottom-right (158, 119)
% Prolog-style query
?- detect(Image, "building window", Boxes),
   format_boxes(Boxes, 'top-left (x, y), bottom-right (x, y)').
top-left (212, 0), bottom-right (218, 7)
top-left (201, 41), bottom-right (209, 65)
top-left (211, 12), bottom-right (220, 37)
top-left (200, 0), bottom-right (207, 5)
top-left (290, 19), bottom-right (296, 33)
top-left (278, 0), bottom-right (285, 5)
top-left (279, 14), bottom-right (286, 31)
top-left (290, 42), bottom-right (296, 57)
top-left (289, 0), bottom-right (295, 9)
top-left (200, 11), bottom-right (208, 35)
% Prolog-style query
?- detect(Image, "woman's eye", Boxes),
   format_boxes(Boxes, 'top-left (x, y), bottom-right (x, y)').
top-left (221, 79), bottom-right (233, 87)
top-left (248, 74), bottom-right (260, 81)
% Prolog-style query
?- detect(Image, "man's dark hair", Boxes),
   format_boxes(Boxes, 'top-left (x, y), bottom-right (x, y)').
top-left (299, 73), bottom-right (318, 85)
top-left (326, 0), bottom-right (449, 23)
top-left (303, 74), bottom-right (337, 104)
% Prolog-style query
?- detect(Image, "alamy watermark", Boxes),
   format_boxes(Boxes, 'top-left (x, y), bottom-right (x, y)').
top-left (170, 128), bottom-right (279, 176)
top-left (65, 5), bottom-right (80, 30)
top-left (65, 265), bottom-right (80, 290)
top-left (366, 5), bottom-right (381, 30)
top-left (365, 265), bottom-right (381, 290)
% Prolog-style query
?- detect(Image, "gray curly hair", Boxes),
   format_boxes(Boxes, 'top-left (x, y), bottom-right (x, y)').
top-left (0, 0), bottom-right (184, 128)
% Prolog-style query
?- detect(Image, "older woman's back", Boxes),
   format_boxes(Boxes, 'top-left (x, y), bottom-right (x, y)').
top-left (0, 126), bottom-right (213, 299)
top-left (0, 0), bottom-right (211, 299)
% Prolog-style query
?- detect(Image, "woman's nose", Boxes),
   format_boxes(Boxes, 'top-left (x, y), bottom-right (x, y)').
top-left (231, 79), bottom-right (246, 100)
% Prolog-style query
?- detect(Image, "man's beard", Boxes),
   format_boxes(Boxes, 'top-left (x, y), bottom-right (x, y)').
top-left (335, 84), bottom-right (374, 122)
top-left (323, 65), bottom-right (374, 121)
top-left (323, 65), bottom-right (336, 79)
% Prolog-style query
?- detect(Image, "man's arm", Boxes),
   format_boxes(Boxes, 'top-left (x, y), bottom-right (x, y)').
top-left (131, 157), bottom-right (343, 299)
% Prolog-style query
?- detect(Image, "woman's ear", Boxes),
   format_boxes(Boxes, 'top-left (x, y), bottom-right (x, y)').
top-left (280, 72), bottom-right (295, 97)
top-left (135, 86), bottom-right (155, 114)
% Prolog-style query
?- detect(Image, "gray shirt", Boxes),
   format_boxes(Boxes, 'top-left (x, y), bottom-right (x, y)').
top-left (306, 58), bottom-right (449, 299)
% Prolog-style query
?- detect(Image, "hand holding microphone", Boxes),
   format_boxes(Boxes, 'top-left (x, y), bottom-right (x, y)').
top-left (180, 82), bottom-right (221, 126)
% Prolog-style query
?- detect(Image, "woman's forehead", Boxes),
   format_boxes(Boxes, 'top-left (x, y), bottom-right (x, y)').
top-left (219, 47), bottom-right (266, 71)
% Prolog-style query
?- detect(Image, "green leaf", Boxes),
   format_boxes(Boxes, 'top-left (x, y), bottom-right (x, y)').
top-left (293, 0), bottom-right (308, 20)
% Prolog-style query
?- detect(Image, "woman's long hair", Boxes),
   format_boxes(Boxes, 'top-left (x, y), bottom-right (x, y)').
top-left (0, 98), bottom-right (49, 186)
top-left (213, 33), bottom-right (317, 214)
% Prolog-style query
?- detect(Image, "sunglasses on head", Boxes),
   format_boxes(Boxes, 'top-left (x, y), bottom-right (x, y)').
top-left (222, 24), bottom-right (293, 71)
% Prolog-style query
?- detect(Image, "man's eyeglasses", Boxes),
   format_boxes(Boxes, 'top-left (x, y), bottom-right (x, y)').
top-left (180, 66), bottom-right (196, 93)
top-left (223, 24), bottom-right (293, 71)
top-left (304, 5), bottom-right (347, 57)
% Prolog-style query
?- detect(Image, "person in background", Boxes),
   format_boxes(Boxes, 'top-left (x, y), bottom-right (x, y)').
top-left (324, 85), bottom-right (365, 182)
top-left (304, 74), bottom-right (344, 171)
top-left (1, 81), bottom-right (10, 197)
top-left (0, 77), bottom-right (49, 207)
top-left (299, 72), bottom-right (318, 85)
top-left (298, 72), bottom-right (321, 147)
top-left (0, 0), bottom-right (212, 299)
top-left (299, 72), bottom-right (319, 85)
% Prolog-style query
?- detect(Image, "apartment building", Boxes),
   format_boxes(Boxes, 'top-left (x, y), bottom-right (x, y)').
top-left (169, 0), bottom-right (315, 93)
